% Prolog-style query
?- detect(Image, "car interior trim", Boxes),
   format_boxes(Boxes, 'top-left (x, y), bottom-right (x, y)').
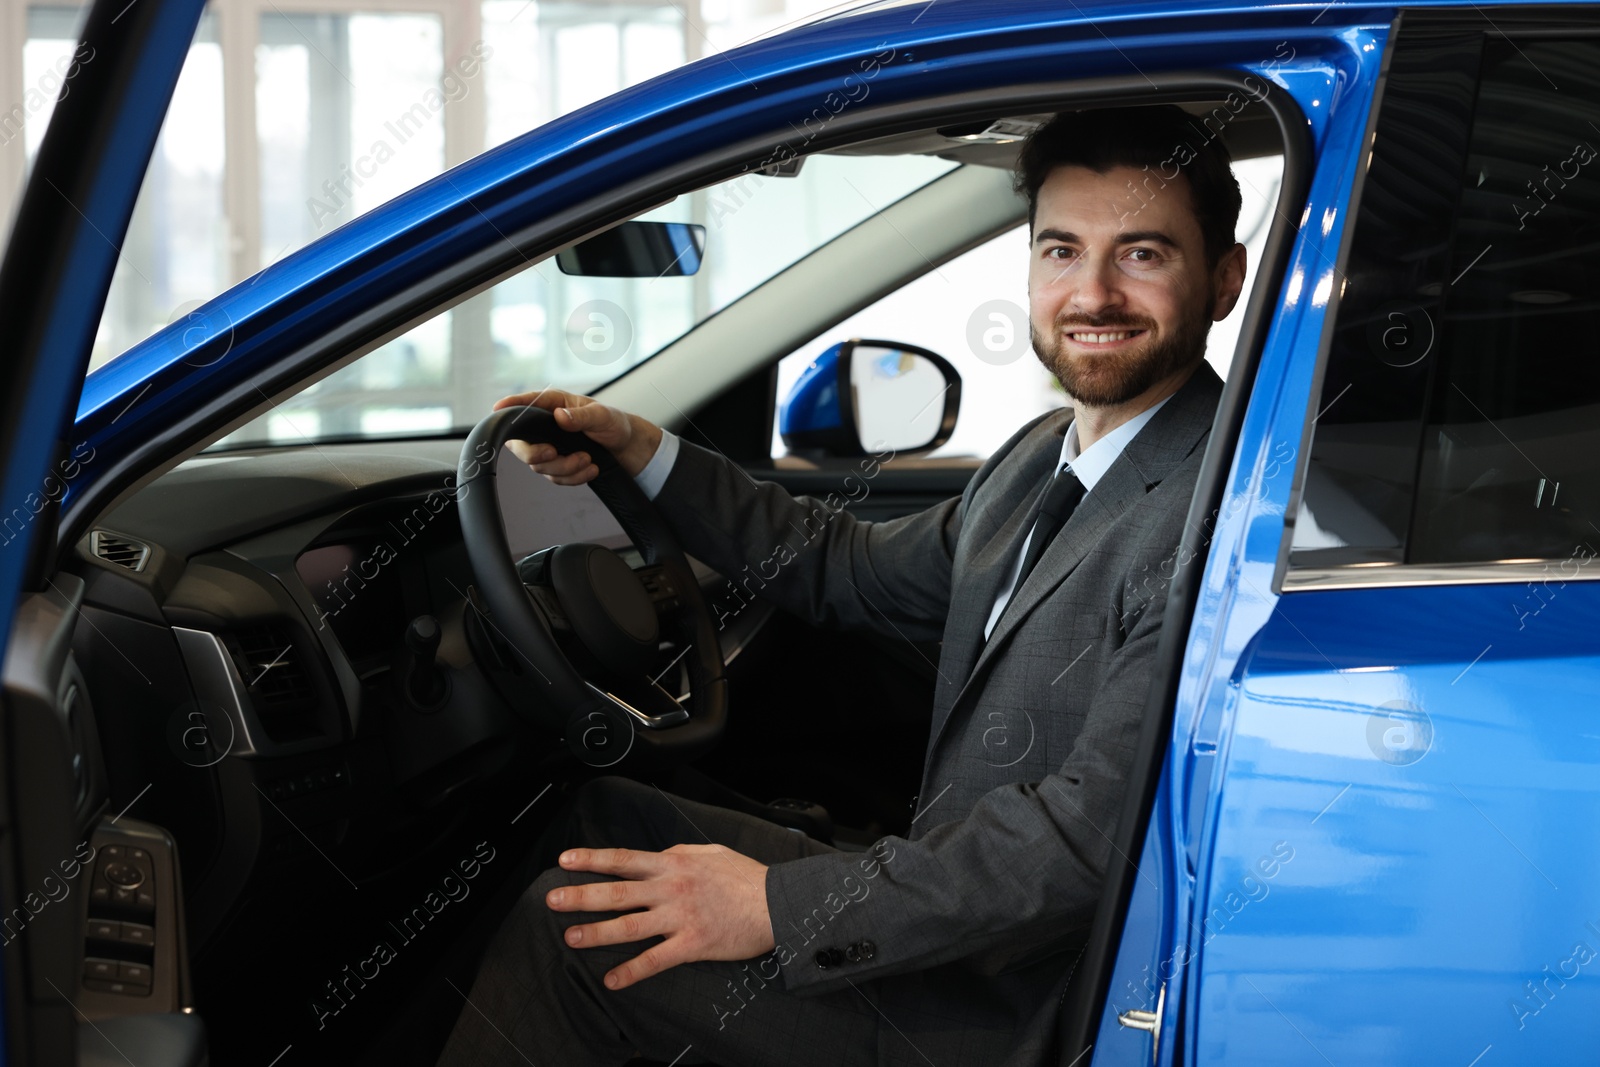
top-left (587, 682), bottom-right (692, 730)
top-left (169, 626), bottom-right (338, 760)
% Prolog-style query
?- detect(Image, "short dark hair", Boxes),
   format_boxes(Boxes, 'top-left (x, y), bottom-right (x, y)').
top-left (1013, 105), bottom-right (1243, 267)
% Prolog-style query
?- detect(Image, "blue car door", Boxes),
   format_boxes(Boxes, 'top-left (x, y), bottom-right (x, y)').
top-left (1096, 7), bottom-right (1600, 1066)
top-left (0, 0), bottom-right (204, 1061)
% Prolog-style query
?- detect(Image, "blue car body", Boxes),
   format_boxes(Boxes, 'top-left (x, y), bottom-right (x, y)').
top-left (2, 0), bottom-right (1594, 1063)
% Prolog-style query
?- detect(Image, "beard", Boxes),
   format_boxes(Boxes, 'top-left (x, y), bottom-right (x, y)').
top-left (1031, 302), bottom-right (1211, 407)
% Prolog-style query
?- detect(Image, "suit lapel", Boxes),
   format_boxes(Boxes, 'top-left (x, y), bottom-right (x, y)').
top-left (934, 431), bottom-right (1063, 690)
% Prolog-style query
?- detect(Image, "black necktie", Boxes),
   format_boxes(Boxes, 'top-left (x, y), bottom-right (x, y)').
top-left (1015, 464), bottom-right (1086, 586)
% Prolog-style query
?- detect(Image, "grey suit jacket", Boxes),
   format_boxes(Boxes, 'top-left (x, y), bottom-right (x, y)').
top-left (650, 363), bottom-right (1223, 1065)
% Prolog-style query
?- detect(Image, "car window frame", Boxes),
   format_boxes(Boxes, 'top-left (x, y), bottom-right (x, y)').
top-left (1277, 8), bottom-right (1600, 595)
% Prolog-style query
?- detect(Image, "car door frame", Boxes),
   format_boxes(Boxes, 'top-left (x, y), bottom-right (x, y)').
top-left (0, 0), bottom-right (207, 1060)
top-left (49, 6), bottom-right (1355, 1059)
top-left (1147, 7), bottom-right (1600, 1065)
top-left (1064, 16), bottom-right (1394, 1066)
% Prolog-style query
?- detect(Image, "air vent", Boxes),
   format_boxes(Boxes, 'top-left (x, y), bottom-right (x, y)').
top-left (228, 625), bottom-right (313, 706)
top-left (90, 530), bottom-right (150, 572)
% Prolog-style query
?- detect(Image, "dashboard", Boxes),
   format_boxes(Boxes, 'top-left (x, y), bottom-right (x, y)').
top-left (61, 436), bottom-right (750, 961)
top-left (292, 455), bottom-right (631, 665)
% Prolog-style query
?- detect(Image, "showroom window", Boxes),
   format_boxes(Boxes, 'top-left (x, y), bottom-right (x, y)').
top-left (257, 11), bottom-right (449, 266)
top-left (0, 0), bottom-right (832, 379)
top-left (1290, 33), bottom-right (1600, 574)
top-left (20, 6), bottom-right (228, 372)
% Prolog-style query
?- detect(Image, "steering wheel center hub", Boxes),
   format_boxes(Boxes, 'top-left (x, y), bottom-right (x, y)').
top-left (549, 543), bottom-right (659, 676)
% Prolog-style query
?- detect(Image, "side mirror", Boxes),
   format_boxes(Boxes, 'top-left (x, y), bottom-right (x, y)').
top-left (555, 221), bottom-right (705, 277)
top-left (779, 339), bottom-right (961, 458)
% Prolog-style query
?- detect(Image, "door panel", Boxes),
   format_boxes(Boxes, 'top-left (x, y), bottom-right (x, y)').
top-left (0, 0), bottom-right (207, 1060)
top-left (1197, 584), bottom-right (1600, 1063)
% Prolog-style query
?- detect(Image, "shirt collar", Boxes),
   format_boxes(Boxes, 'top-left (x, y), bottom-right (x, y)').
top-left (1060, 394), bottom-right (1172, 492)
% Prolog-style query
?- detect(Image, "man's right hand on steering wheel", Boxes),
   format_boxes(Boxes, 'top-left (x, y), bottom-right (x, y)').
top-left (494, 388), bottom-right (663, 485)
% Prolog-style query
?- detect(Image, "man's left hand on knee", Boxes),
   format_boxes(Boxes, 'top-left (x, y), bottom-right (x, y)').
top-left (547, 843), bottom-right (775, 991)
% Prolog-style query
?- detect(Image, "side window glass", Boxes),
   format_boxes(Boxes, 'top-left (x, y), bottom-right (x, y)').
top-left (1294, 35), bottom-right (1600, 570)
top-left (772, 155), bottom-right (1283, 460)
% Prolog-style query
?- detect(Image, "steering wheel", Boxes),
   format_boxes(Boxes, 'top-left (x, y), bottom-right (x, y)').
top-left (456, 406), bottom-right (726, 765)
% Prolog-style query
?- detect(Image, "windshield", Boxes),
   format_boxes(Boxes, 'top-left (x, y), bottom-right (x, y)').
top-left (208, 152), bottom-right (956, 448)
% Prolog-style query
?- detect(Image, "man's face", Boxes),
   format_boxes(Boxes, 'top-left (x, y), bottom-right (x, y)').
top-left (1028, 163), bottom-right (1244, 407)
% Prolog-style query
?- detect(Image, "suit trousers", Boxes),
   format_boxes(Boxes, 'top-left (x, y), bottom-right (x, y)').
top-left (435, 776), bottom-right (890, 1066)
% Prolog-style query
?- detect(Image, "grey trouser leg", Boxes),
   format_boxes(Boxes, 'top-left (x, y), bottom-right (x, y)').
top-left (435, 776), bottom-right (883, 1067)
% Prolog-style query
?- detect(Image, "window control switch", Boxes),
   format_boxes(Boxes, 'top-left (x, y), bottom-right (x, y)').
top-left (117, 961), bottom-right (151, 986)
top-left (83, 978), bottom-right (150, 996)
top-left (83, 958), bottom-right (119, 982)
top-left (119, 922), bottom-right (154, 947)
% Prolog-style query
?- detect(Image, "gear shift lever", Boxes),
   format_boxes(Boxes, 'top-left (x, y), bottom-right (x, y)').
top-left (402, 614), bottom-right (449, 709)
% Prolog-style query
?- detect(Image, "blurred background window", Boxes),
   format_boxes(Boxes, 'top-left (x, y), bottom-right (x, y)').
top-left (2, 0), bottom-right (847, 372)
top-left (0, 1), bottom-right (1279, 459)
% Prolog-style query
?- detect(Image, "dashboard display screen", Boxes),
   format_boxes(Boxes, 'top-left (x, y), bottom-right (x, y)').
top-left (296, 542), bottom-right (408, 661)
top-left (296, 458), bottom-right (632, 662)
top-left (496, 458), bottom-right (632, 557)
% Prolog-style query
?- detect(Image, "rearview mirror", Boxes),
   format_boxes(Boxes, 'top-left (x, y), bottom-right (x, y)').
top-left (555, 221), bottom-right (706, 277)
top-left (779, 339), bottom-right (961, 458)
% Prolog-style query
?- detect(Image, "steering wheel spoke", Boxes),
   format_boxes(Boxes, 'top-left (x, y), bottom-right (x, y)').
top-left (520, 581), bottom-right (571, 632)
top-left (588, 675), bottom-right (690, 729)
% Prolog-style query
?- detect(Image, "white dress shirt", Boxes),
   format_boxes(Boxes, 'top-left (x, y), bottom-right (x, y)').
top-left (630, 396), bottom-right (1171, 642)
top-left (981, 398), bottom-right (1169, 639)
top-left (634, 428), bottom-right (681, 500)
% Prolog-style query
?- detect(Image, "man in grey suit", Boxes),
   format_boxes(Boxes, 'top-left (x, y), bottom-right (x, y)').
top-left (438, 105), bottom-right (1247, 1066)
